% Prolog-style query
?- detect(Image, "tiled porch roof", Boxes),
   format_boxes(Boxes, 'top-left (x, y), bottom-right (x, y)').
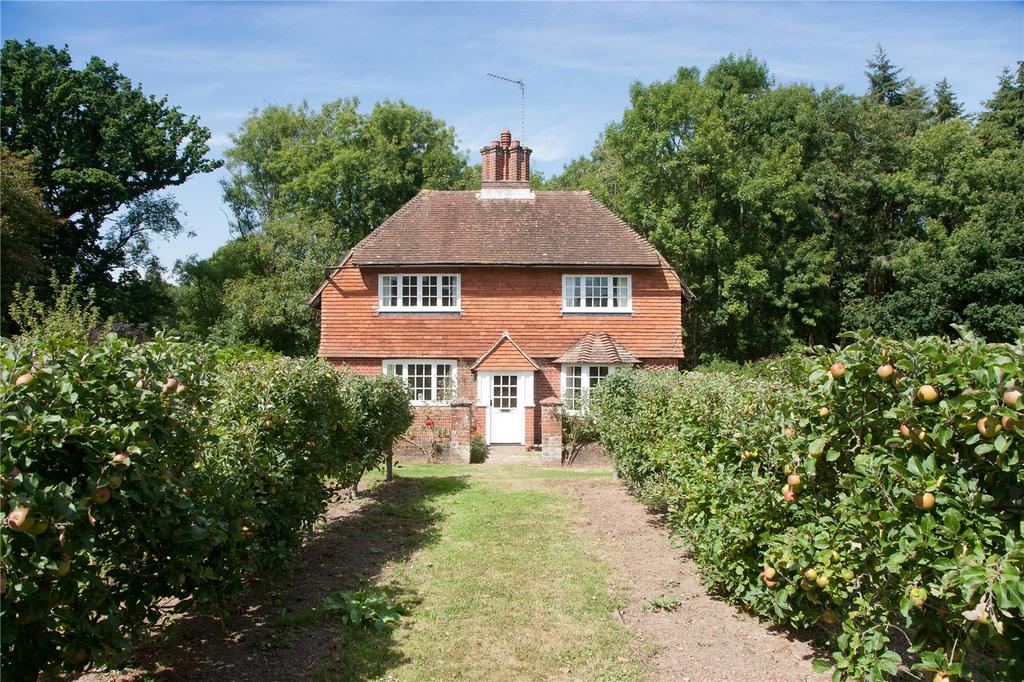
top-left (554, 332), bottom-right (641, 365)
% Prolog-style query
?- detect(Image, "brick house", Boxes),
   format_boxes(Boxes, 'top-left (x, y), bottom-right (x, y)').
top-left (310, 129), bottom-right (691, 462)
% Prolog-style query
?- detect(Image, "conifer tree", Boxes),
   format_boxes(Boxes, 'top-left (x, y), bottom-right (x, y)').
top-left (931, 78), bottom-right (964, 122)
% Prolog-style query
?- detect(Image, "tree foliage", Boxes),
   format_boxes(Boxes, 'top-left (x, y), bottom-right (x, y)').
top-left (592, 330), bottom-right (1024, 680)
top-left (0, 40), bottom-right (219, 322)
top-left (548, 52), bottom-right (1024, 363)
top-left (177, 99), bottom-right (472, 354)
top-left (0, 147), bottom-right (59, 332)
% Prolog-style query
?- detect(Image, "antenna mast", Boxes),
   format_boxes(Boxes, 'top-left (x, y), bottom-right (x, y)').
top-left (486, 73), bottom-right (525, 143)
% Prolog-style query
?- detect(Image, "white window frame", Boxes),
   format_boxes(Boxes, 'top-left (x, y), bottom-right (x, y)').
top-left (378, 273), bottom-right (461, 312)
top-left (560, 364), bottom-right (618, 413)
top-left (561, 274), bottom-right (632, 313)
top-left (382, 360), bottom-right (458, 406)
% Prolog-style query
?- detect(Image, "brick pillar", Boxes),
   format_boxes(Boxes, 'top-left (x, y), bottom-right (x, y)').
top-left (540, 397), bottom-right (563, 465)
top-left (449, 399), bottom-right (474, 463)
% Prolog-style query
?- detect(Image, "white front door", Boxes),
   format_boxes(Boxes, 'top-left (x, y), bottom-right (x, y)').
top-left (488, 374), bottom-right (524, 444)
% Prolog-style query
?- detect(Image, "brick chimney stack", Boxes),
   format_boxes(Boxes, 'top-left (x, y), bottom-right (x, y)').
top-left (480, 129), bottom-right (531, 188)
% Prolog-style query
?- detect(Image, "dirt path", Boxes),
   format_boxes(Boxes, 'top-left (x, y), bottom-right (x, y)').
top-left (78, 474), bottom-right (466, 682)
top-left (551, 475), bottom-right (830, 682)
top-left (76, 466), bottom-right (830, 682)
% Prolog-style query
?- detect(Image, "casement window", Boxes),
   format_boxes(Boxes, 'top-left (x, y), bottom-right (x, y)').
top-left (562, 275), bottom-right (632, 313)
top-left (561, 364), bottom-right (617, 412)
top-left (379, 274), bottom-right (460, 312)
top-left (383, 360), bottom-right (457, 405)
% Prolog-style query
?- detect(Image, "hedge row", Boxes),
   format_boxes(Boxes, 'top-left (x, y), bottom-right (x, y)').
top-left (0, 333), bottom-right (411, 679)
top-left (592, 329), bottom-right (1023, 681)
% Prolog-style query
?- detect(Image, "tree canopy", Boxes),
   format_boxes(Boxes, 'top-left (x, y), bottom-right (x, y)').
top-left (547, 53), bottom-right (1024, 363)
top-left (176, 99), bottom-right (473, 354)
top-left (0, 39), bottom-right (219, 324)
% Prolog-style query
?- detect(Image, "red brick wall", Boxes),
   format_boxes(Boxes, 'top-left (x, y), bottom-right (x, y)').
top-left (318, 266), bottom-right (684, 361)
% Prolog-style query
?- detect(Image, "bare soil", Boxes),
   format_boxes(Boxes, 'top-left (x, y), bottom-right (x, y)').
top-left (549, 475), bottom-right (831, 682)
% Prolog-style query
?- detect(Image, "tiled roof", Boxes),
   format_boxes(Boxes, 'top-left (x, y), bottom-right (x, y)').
top-left (554, 332), bottom-right (641, 365)
top-left (347, 190), bottom-right (663, 267)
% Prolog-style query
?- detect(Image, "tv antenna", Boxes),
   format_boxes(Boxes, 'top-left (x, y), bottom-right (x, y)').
top-left (486, 73), bottom-right (525, 143)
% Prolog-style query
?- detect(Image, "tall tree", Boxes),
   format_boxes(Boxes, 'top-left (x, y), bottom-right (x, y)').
top-left (977, 63), bottom-right (1024, 147)
top-left (931, 77), bottom-right (964, 123)
top-left (550, 52), bottom-right (1023, 362)
top-left (221, 98), bottom-right (474, 248)
top-left (865, 45), bottom-right (914, 108)
top-left (177, 98), bottom-right (472, 354)
top-left (0, 39), bottom-right (219, 317)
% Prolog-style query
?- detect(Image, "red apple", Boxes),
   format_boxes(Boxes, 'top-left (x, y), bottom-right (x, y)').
top-left (175, 383), bottom-right (187, 394)
top-left (1001, 415), bottom-right (1017, 432)
top-left (6, 507), bottom-right (32, 532)
top-left (783, 489), bottom-right (797, 503)
top-left (818, 407), bottom-right (830, 417)
top-left (111, 453), bottom-right (129, 470)
top-left (93, 487), bottom-right (112, 504)
top-left (877, 364), bottom-right (894, 381)
top-left (1004, 388), bottom-right (1022, 408)
top-left (162, 377), bottom-right (179, 393)
top-left (829, 362), bottom-right (845, 378)
top-left (14, 372), bottom-right (34, 386)
top-left (787, 474), bottom-right (802, 487)
top-left (977, 416), bottom-right (1001, 438)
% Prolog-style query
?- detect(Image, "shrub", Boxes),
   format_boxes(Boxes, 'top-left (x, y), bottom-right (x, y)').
top-left (561, 410), bottom-right (600, 466)
top-left (592, 328), bottom-right (1023, 681)
top-left (470, 434), bottom-right (488, 463)
top-left (0, 332), bottom-right (410, 679)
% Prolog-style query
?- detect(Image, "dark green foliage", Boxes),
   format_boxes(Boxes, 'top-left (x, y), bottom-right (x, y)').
top-left (470, 434), bottom-right (488, 464)
top-left (0, 40), bottom-right (219, 325)
top-left (592, 330), bottom-right (1023, 680)
top-left (548, 54), bottom-right (1024, 364)
top-left (0, 148), bottom-right (59, 333)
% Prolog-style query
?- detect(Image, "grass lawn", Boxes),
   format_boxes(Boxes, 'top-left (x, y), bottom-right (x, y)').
top-left (314, 464), bottom-right (645, 681)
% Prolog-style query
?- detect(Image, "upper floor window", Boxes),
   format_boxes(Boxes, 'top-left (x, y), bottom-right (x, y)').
top-left (562, 275), bottom-right (632, 313)
top-left (383, 360), bottom-right (456, 405)
top-left (379, 274), bottom-right (460, 312)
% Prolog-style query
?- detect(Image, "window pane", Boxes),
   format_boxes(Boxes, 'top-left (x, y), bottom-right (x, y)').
top-left (613, 277), bottom-right (629, 308)
top-left (381, 276), bottom-right (399, 307)
top-left (422, 275), bottom-right (438, 307)
top-left (406, 363), bottom-right (432, 401)
top-left (401, 276), bottom-right (418, 307)
top-left (565, 366), bottom-right (584, 410)
top-left (436, 364), bottom-right (454, 402)
top-left (584, 276), bottom-right (610, 308)
top-left (441, 275), bottom-right (457, 307)
top-left (589, 366), bottom-right (610, 388)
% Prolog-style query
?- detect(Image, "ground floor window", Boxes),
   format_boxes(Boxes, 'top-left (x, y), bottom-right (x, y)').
top-left (383, 360), bottom-right (456, 405)
top-left (561, 364), bottom-right (617, 412)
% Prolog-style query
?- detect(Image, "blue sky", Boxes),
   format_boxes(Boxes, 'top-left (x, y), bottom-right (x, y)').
top-left (3, 1), bottom-right (1022, 270)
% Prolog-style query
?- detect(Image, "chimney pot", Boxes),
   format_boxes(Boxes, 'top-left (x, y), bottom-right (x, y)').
top-left (481, 129), bottom-right (529, 183)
